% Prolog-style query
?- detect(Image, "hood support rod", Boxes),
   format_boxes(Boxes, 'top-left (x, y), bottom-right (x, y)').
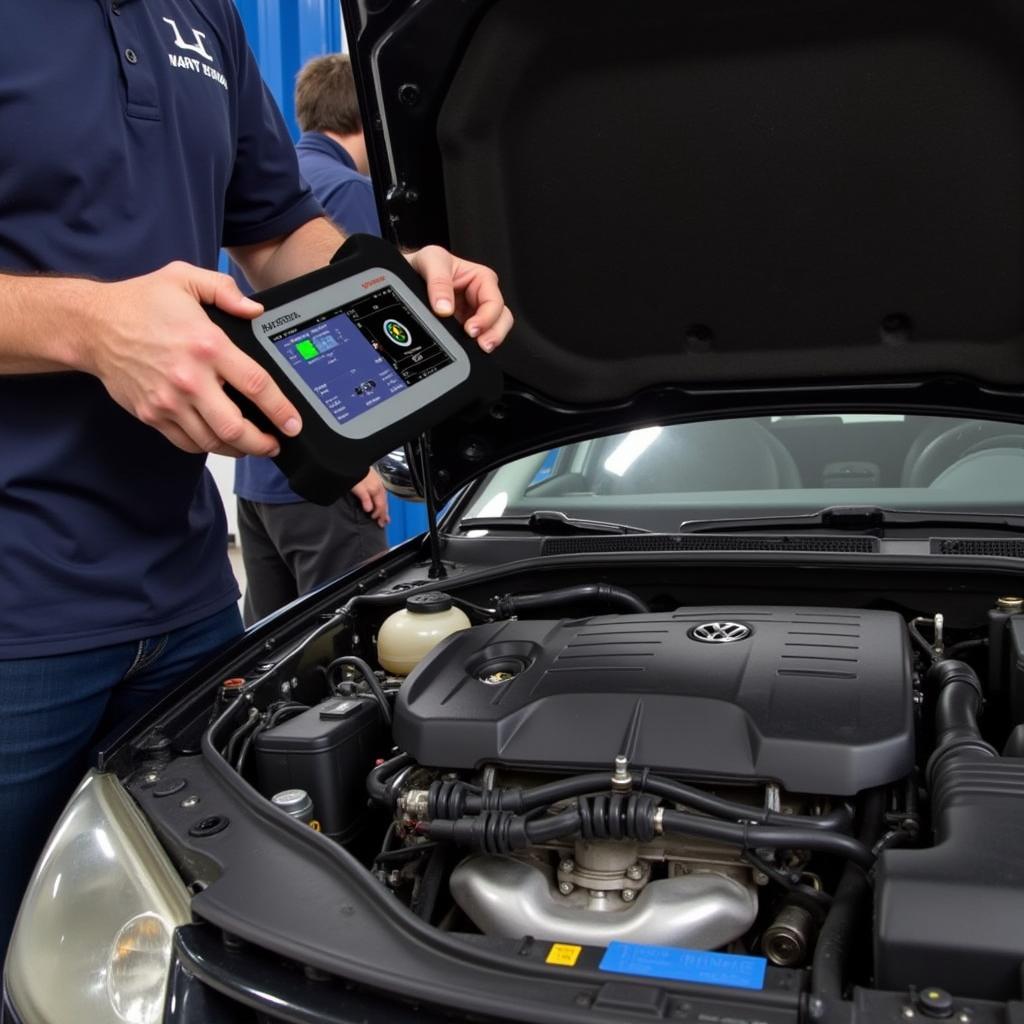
top-left (413, 433), bottom-right (447, 580)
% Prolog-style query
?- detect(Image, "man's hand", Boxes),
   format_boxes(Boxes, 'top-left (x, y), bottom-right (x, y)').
top-left (81, 262), bottom-right (302, 457)
top-left (351, 468), bottom-right (390, 528)
top-left (405, 246), bottom-right (514, 352)
top-left (66, 232), bottom-right (510, 459)
top-left (234, 221), bottom-right (515, 355)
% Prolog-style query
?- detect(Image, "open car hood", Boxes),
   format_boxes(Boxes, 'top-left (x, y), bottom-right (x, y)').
top-left (343, 0), bottom-right (1024, 497)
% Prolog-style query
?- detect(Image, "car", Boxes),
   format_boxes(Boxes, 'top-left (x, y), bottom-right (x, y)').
top-left (9, 1), bottom-right (1024, 1022)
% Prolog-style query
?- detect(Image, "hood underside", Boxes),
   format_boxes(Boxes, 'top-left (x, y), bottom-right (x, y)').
top-left (344, 0), bottom-right (1024, 488)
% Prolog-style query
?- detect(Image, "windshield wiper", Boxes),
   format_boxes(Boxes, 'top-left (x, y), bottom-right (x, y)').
top-left (680, 505), bottom-right (1024, 536)
top-left (457, 510), bottom-right (651, 536)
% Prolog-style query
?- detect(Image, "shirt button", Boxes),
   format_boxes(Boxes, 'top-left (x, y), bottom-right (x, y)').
top-left (124, 48), bottom-right (138, 64)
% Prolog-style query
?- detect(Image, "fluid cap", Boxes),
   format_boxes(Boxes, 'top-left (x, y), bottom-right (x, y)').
top-left (272, 788), bottom-right (314, 823)
top-left (917, 987), bottom-right (954, 1018)
top-left (406, 591), bottom-right (454, 614)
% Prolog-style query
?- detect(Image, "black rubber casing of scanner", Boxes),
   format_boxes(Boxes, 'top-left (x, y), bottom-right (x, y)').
top-left (206, 234), bottom-right (501, 505)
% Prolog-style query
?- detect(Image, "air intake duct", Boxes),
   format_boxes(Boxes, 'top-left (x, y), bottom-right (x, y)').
top-left (875, 659), bottom-right (1024, 1001)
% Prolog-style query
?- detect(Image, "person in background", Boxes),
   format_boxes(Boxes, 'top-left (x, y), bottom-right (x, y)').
top-left (234, 55), bottom-right (392, 625)
top-left (0, 7), bottom-right (512, 961)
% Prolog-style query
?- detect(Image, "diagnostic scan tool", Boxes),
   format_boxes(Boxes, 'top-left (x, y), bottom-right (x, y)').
top-left (208, 234), bottom-right (501, 504)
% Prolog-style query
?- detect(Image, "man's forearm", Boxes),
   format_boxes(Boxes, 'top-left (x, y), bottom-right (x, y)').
top-left (227, 216), bottom-right (346, 292)
top-left (0, 215), bottom-right (344, 376)
top-left (0, 273), bottom-right (102, 374)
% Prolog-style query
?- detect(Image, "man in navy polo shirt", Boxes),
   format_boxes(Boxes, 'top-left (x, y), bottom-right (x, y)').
top-left (0, 1), bottom-right (513, 956)
top-left (234, 55), bottom-right (390, 625)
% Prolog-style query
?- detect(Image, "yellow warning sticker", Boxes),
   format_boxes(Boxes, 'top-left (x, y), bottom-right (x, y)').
top-left (546, 943), bottom-right (583, 967)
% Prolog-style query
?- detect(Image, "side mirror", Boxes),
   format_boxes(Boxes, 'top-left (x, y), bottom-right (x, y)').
top-left (374, 446), bottom-right (424, 501)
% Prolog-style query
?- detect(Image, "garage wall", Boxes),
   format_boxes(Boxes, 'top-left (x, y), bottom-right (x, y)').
top-left (232, 0), bottom-right (344, 140)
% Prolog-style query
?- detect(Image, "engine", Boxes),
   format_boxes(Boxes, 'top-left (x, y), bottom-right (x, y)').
top-left (349, 605), bottom-right (910, 960)
top-left (394, 606), bottom-right (914, 794)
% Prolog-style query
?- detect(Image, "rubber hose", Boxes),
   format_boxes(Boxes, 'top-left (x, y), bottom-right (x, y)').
top-left (327, 655), bottom-right (392, 726)
top-left (463, 771), bottom-right (850, 831)
top-left (929, 659), bottom-right (982, 737)
top-left (659, 810), bottom-right (873, 869)
top-left (925, 659), bottom-right (996, 785)
top-left (524, 807), bottom-right (582, 844)
top-left (367, 752), bottom-right (415, 807)
top-left (641, 776), bottom-right (852, 833)
top-left (498, 584), bottom-right (649, 617)
top-left (811, 789), bottom-right (886, 1000)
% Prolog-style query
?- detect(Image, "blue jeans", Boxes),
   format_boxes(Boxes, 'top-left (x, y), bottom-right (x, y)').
top-left (0, 604), bottom-right (242, 961)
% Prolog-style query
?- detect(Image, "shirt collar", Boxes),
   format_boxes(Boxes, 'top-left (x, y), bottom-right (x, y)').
top-left (296, 131), bottom-right (357, 170)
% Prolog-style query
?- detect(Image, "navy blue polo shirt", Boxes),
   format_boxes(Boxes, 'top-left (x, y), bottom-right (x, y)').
top-left (0, 0), bottom-right (323, 658)
top-left (234, 132), bottom-right (382, 504)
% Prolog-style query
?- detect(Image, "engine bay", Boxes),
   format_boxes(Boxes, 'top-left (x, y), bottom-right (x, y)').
top-left (128, 560), bottom-right (1024, 1010)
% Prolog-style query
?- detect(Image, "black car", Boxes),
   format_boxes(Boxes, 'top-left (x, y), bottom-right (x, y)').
top-left (9, 1), bottom-right (1024, 1021)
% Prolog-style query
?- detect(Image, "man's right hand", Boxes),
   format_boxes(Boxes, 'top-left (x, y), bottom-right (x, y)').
top-left (81, 262), bottom-right (302, 457)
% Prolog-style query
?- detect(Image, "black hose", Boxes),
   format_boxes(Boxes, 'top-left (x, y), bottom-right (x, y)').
top-left (441, 772), bottom-right (612, 816)
top-left (497, 584), bottom-right (649, 617)
top-left (263, 702), bottom-right (308, 729)
top-left (427, 795), bottom-right (872, 867)
top-left (929, 659), bottom-right (983, 738)
top-left (234, 726), bottom-right (260, 774)
top-left (374, 842), bottom-right (440, 865)
top-left (944, 638), bottom-right (988, 659)
top-left (925, 658), bottom-right (996, 784)
top-left (811, 789), bottom-right (885, 1000)
top-left (526, 807), bottom-right (592, 844)
top-left (641, 776), bottom-right (851, 832)
top-left (659, 810), bottom-right (873, 870)
top-left (224, 708), bottom-right (260, 764)
top-left (450, 596), bottom-right (498, 619)
top-left (367, 752), bottom-right (415, 806)
top-left (440, 770), bottom-right (850, 831)
top-left (327, 655), bottom-right (392, 726)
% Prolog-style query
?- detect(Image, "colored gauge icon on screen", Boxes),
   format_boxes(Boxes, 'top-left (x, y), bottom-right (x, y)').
top-left (384, 318), bottom-right (413, 347)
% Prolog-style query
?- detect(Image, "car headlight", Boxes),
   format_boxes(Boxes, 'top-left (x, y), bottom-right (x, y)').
top-left (4, 771), bottom-right (190, 1024)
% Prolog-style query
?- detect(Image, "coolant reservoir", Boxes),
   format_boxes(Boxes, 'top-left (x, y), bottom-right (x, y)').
top-left (377, 592), bottom-right (471, 676)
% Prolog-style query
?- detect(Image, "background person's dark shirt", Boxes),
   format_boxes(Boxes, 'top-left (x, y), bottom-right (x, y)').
top-left (0, 0), bottom-right (323, 657)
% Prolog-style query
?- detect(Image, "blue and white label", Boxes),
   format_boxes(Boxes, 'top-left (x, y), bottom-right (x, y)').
top-left (598, 942), bottom-right (767, 990)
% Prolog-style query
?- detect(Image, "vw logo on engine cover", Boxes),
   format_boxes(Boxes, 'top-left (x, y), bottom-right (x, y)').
top-left (689, 621), bottom-right (751, 644)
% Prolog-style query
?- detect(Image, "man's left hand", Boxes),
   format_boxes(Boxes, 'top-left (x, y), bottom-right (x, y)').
top-left (405, 246), bottom-right (513, 353)
top-left (351, 468), bottom-right (390, 528)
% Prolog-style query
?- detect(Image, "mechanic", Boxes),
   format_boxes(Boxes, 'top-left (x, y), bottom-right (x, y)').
top-left (233, 55), bottom-right (390, 626)
top-left (0, 2), bottom-right (511, 958)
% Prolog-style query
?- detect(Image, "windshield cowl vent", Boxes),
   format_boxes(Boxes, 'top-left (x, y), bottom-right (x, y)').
top-left (932, 538), bottom-right (1024, 558)
top-left (541, 535), bottom-right (879, 556)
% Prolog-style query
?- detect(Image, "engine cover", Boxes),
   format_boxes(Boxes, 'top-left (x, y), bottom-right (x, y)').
top-left (393, 606), bottom-right (913, 795)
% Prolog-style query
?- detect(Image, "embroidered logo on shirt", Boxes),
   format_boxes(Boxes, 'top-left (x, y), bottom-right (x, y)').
top-left (162, 17), bottom-right (228, 90)
top-left (162, 17), bottom-right (214, 61)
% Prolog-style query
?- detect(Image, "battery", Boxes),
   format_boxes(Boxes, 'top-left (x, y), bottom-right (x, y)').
top-left (254, 696), bottom-right (384, 842)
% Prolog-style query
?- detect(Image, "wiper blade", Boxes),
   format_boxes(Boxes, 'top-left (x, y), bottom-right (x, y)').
top-left (680, 505), bottom-right (1024, 536)
top-left (458, 510), bottom-right (651, 536)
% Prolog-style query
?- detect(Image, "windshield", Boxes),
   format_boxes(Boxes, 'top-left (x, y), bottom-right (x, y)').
top-left (460, 414), bottom-right (1024, 532)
